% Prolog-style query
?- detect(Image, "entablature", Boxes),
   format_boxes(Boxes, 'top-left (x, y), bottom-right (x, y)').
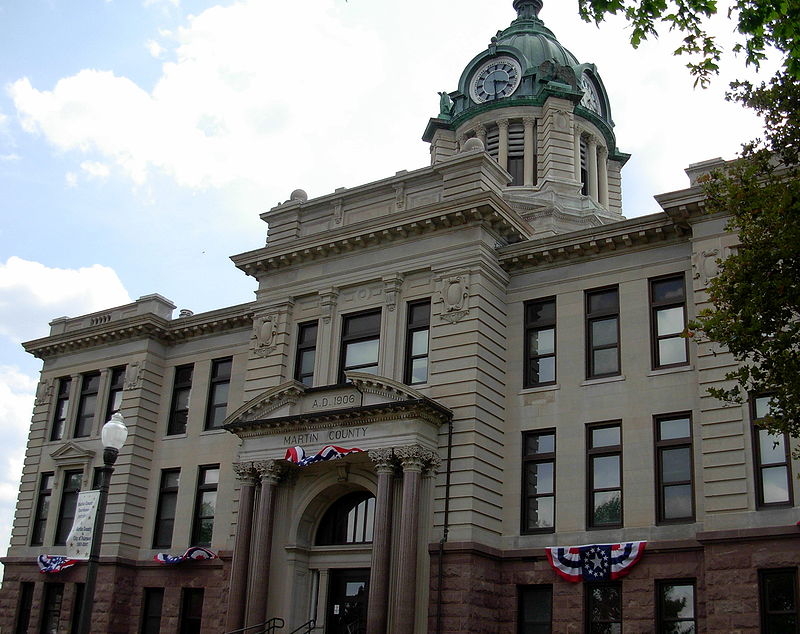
top-left (498, 212), bottom-right (687, 272)
top-left (23, 302), bottom-right (256, 359)
top-left (233, 191), bottom-right (534, 278)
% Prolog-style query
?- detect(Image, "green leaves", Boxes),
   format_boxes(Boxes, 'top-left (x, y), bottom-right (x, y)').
top-left (580, 0), bottom-right (800, 85)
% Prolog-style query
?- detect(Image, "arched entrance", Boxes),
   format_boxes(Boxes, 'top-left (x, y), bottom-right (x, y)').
top-left (316, 491), bottom-right (374, 634)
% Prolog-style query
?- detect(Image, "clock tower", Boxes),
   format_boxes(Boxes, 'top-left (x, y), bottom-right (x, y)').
top-left (423, 0), bottom-right (629, 236)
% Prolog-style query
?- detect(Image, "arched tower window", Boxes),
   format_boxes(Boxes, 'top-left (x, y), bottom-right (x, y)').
top-left (315, 491), bottom-right (376, 546)
top-left (507, 121), bottom-right (525, 185)
top-left (580, 136), bottom-right (588, 195)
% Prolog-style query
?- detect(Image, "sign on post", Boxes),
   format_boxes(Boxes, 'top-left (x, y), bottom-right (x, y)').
top-left (66, 490), bottom-right (100, 560)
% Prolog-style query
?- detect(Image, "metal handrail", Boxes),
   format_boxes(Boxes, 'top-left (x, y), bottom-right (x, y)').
top-left (288, 619), bottom-right (316, 634)
top-left (225, 617), bottom-right (285, 634)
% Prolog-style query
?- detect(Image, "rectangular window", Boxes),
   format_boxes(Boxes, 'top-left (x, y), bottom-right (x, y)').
top-left (752, 396), bottom-right (793, 507)
top-left (524, 298), bottom-right (556, 387)
top-left (339, 309), bottom-right (381, 380)
top-left (40, 583), bottom-right (64, 634)
top-left (294, 321), bottom-right (318, 387)
top-left (760, 568), bottom-right (799, 633)
top-left (105, 367), bottom-right (126, 420)
top-left (204, 358), bottom-right (232, 430)
top-left (657, 580), bottom-right (696, 633)
top-left (51, 377), bottom-right (72, 441)
top-left (153, 469), bottom-right (180, 549)
top-left (140, 588), bottom-right (165, 634)
top-left (74, 372), bottom-right (100, 438)
top-left (31, 472), bottom-right (55, 546)
top-left (587, 422), bottom-right (622, 528)
top-left (191, 465), bottom-right (219, 547)
top-left (650, 275), bottom-right (688, 368)
top-left (518, 585), bottom-right (552, 633)
top-left (167, 365), bottom-right (193, 436)
top-left (522, 430), bottom-right (555, 533)
top-left (14, 582), bottom-right (35, 634)
top-left (586, 287), bottom-right (620, 378)
top-left (69, 583), bottom-right (85, 634)
top-left (55, 470), bottom-right (82, 545)
top-left (179, 588), bottom-right (204, 634)
top-left (655, 414), bottom-right (694, 523)
top-left (404, 300), bottom-right (431, 385)
top-left (586, 582), bottom-right (622, 633)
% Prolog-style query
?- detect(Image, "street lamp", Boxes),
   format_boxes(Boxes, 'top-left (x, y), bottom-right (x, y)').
top-left (76, 412), bottom-right (128, 634)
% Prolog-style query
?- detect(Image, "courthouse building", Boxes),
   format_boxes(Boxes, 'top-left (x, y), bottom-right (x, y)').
top-left (2, 1), bottom-right (798, 632)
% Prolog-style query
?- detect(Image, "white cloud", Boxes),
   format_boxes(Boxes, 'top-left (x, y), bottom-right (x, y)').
top-left (146, 39), bottom-right (165, 58)
top-left (80, 160), bottom-right (110, 179)
top-left (8, 0), bottom-right (384, 193)
top-left (0, 365), bottom-right (36, 559)
top-left (0, 153), bottom-right (19, 162)
top-left (65, 171), bottom-right (78, 187)
top-left (0, 256), bottom-right (132, 344)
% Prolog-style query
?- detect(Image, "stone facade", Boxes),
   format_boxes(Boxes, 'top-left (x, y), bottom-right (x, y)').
top-left (2, 2), bottom-right (799, 633)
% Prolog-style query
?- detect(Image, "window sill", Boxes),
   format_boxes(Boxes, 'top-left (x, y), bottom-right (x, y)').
top-left (163, 433), bottom-right (188, 440)
top-left (200, 427), bottom-right (227, 435)
top-left (519, 383), bottom-right (560, 395)
top-left (581, 375), bottom-right (625, 387)
top-left (648, 365), bottom-right (693, 377)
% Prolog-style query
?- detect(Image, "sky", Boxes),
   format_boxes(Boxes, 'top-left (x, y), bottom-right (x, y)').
top-left (0, 0), bottom-right (780, 569)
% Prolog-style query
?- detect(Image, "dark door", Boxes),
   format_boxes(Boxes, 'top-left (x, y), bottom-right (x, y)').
top-left (326, 568), bottom-right (369, 634)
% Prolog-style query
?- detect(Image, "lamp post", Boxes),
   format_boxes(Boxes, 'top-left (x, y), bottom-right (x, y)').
top-left (76, 412), bottom-right (128, 634)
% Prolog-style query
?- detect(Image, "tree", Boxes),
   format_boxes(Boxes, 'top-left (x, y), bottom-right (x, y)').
top-left (577, 0), bottom-right (800, 86)
top-left (578, 1), bottom-right (800, 440)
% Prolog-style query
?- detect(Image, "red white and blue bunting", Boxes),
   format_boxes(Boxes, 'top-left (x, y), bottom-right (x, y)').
top-left (154, 546), bottom-right (217, 565)
top-left (284, 444), bottom-right (363, 466)
top-left (545, 541), bottom-right (646, 582)
top-left (37, 554), bottom-right (79, 573)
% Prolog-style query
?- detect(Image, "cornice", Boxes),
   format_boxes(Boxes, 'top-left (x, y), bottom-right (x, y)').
top-left (225, 398), bottom-right (452, 438)
top-left (23, 302), bottom-right (256, 359)
top-left (497, 212), bottom-right (687, 272)
top-left (232, 191), bottom-right (534, 278)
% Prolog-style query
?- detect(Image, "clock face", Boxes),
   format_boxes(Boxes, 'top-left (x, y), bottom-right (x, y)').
top-left (580, 73), bottom-right (603, 116)
top-left (470, 56), bottom-right (522, 103)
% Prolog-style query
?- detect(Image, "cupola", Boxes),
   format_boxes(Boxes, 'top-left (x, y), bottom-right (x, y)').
top-left (423, 0), bottom-right (630, 236)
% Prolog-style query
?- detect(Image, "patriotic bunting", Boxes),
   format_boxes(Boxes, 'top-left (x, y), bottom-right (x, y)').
top-left (154, 546), bottom-right (217, 565)
top-left (37, 554), bottom-right (79, 574)
top-left (284, 444), bottom-right (363, 466)
top-left (546, 541), bottom-right (646, 582)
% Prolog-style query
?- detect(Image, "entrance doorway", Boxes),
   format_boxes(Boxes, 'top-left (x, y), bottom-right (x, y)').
top-left (326, 568), bottom-right (369, 634)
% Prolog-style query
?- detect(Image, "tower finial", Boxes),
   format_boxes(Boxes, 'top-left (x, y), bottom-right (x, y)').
top-left (513, 0), bottom-right (543, 19)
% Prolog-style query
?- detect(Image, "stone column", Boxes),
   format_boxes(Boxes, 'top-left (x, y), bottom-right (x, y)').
top-left (475, 124), bottom-right (487, 148)
top-left (523, 117), bottom-right (536, 187)
top-left (574, 129), bottom-right (582, 183)
top-left (366, 449), bottom-right (395, 634)
top-left (392, 445), bottom-right (432, 634)
top-left (587, 135), bottom-right (599, 201)
top-left (226, 463), bottom-right (257, 632)
top-left (497, 119), bottom-right (509, 171)
top-left (598, 145), bottom-right (609, 208)
top-left (246, 460), bottom-right (285, 628)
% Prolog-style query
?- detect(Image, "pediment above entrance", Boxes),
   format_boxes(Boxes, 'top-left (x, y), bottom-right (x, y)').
top-left (224, 372), bottom-right (452, 462)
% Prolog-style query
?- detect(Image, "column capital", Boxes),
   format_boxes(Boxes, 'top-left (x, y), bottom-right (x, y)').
top-left (369, 448), bottom-right (395, 474)
top-left (233, 461), bottom-right (257, 484)
top-left (598, 144), bottom-right (609, 159)
top-left (496, 118), bottom-right (509, 130)
top-left (422, 452), bottom-right (442, 478)
top-left (587, 134), bottom-right (599, 148)
top-left (395, 444), bottom-right (437, 473)
top-left (474, 124), bottom-right (486, 136)
top-left (253, 459), bottom-right (285, 485)
top-left (523, 116), bottom-right (536, 127)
